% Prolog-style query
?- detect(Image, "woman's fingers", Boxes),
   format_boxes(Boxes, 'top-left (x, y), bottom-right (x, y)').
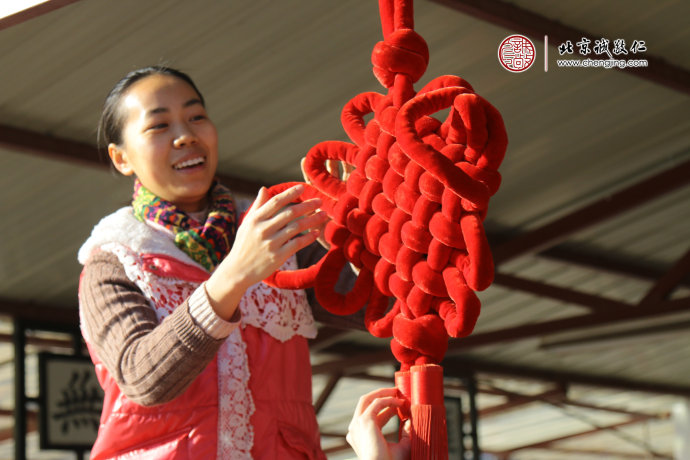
top-left (251, 184), bottom-right (307, 221)
top-left (374, 404), bottom-right (400, 428)
top-left (278, 228), bottom-right (321, 257)
top-left (399, 420), bottom-right (411, 440)
top-left (302, 156), bottom-right (354, 185)
top-left (272, 197), bottom-right (321, 223)
top-left (246, 186), bottom-right (269, 216)
top-left (325, 159), bottom-right (337, 177)
top-left (342, 161), bottom-right (354, 181)
top-left (271, 212), bottom-right (328, 253)
top-left (354, 387), bottom-right (400, 417)
top-left (362, 396), bottom-right (404, 427)
top-left (300, 158), bottom-right (311, 185)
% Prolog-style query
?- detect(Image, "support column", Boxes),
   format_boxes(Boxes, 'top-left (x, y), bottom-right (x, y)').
top-left (13, 318), bottom-right (27, 460)
top-left (464, 374), bottom-right (481, 459)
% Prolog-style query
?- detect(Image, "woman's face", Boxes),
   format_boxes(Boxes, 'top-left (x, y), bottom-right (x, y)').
top-left (108, 74), bottom-right (219, 212)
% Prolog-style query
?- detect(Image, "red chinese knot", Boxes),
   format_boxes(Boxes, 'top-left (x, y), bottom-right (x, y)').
top-left (265, 0), bottom-right (508, 373)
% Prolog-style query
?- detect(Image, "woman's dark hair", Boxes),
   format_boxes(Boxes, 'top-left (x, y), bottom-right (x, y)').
top-left (98, 66), bottom-right (205, 148)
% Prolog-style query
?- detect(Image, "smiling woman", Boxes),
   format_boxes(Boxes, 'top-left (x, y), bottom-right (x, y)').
top-left (77, 66), bottom-right (337, 459)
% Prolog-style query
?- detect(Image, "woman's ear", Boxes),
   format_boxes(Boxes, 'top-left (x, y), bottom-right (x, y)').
top-left (108, 143), bottom-right (134, 176)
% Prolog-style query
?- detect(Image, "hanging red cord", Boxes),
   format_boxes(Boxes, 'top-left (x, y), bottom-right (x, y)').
top-left (263, 1), bottom-right (508, 457)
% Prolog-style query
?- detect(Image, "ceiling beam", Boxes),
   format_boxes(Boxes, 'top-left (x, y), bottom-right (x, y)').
top-left (479, 387), bottom-right (565, 418)
top-left (0, 333), bottom-right (73, 350)
top-left (0, 0), bottom-right (81, 31)
top-left (492, 273), bottom-right (631, 312)
top-left (311, 348), bottom-right (394, 376)
top-left (442, 355), bottom-right (690, 398)
top-left (554, 397), bottom-right (668, 421)
top-left (0, 298), bottom-right (78, 326)
top-left (314, 373), bottom-right (343, 415)
top-left (0, 124), bottom-right (266, 195)
top-left (484, 385), bottom-right (667, 420)
top-left (0, 124), bottom-right (104, 168)
top-left (431, 0), bottom-right (690, 95)
top-left (497, 416), bottom-right (665, 457)
top-left (538, 245), bottom-right (690, 289)
top-left (450, 296), bottom-right (690, 352)
top-left (0, 410), bottom-right (37, 442)
top-left (639, 248), bottom-right (690, 307)
top-left (309, 327), bottom-right (353, 353)
top-left (492, 157), bottom-right (690, 265)
top-left (539, 318), bottom-right (690, 352)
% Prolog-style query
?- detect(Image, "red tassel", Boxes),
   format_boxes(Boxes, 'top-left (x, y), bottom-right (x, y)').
top-left (410, 364), bottom-right (448, 460)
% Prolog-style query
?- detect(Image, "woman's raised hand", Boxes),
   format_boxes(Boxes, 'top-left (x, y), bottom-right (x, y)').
top-left (205, 184), bottom-right (328, 319)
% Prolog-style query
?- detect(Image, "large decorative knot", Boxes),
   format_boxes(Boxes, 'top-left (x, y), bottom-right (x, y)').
top-left (263, 1), bottom-right (508, 373)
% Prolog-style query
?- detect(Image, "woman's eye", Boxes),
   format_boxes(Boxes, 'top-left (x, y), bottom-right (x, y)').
top-left (191, 114), bottom-right (207, 122)
top-left (148, 123), bottom-right (168, 130)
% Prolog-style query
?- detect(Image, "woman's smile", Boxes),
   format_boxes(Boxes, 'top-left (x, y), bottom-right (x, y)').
top-left (173, 155), bottom-right (207, 171)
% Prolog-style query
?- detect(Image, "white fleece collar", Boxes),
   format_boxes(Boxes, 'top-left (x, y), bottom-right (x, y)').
top-left (78, 207), bottom-right (205, 271)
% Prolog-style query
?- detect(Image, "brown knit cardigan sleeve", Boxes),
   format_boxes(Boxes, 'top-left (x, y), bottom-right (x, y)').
top-left (79, 250), bottom-right (226, 407)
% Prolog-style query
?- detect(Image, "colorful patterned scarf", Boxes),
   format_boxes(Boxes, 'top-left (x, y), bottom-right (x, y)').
top-left (132, 179), bottom-right (237, 272)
